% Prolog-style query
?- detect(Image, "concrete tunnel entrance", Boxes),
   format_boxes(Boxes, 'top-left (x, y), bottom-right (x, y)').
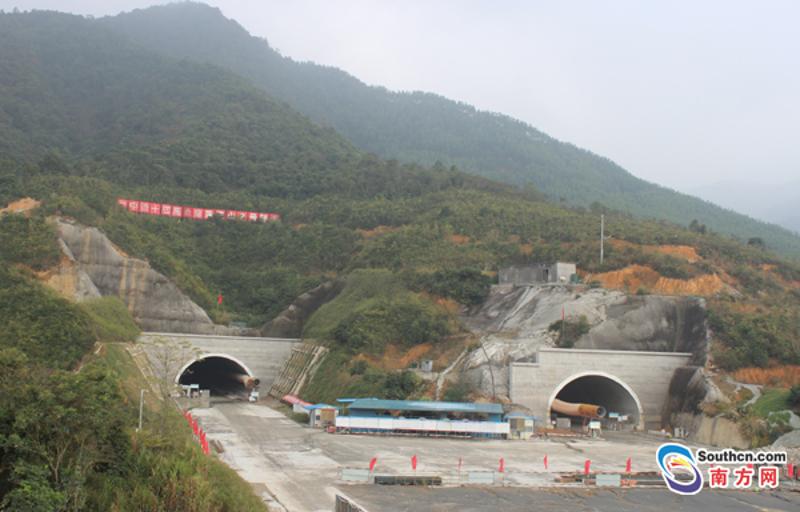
top-left (177, 355), bottom-right (259, 397)
top-left (548, 373), bottom-right (642, 430)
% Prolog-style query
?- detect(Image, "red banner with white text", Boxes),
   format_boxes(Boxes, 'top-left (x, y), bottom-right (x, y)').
top-left (116, 198), bottom-right (280, 223)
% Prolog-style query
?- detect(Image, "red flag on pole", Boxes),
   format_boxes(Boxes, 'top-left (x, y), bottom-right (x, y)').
top-left (498, 457), bottom-right (505, 473)
top-left (584, 459), bottom-right (591, 476)
top-left (411, 454), bottom-right (418, 471)
top-left (544, 454), bottom-right (549, 470)
top-left (625, 457), bottom-right (632, 473)
top-left (369, 457), bottom-right (377, 472)
top-left (217, 293), bottom-right (223, 305)
top-left (788, 463), bottom-right (795, 478)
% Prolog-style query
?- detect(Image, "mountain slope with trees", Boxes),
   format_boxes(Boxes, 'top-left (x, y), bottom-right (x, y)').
top-left (0, 12), bottom-right (797, 496)
top-left (1, 9), bottom-right (797, 370)
top-left (101, 2), bottom-right (800, 258)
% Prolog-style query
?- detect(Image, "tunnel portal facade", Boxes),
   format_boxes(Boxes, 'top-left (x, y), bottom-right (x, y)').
top-left (139, 332), bottom-right (300, 396)
top-left (510, 347), bottom-right (692, 430)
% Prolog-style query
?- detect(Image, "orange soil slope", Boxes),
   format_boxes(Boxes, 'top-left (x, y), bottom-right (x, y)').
top-left (1, 197), bottom-right (41, 216)
top-left (733, 366), bottom-right (800, 387)
top-left (585, 264), bottom-right (729, 297)
top-left (610, 240), bottom-right (701, 263)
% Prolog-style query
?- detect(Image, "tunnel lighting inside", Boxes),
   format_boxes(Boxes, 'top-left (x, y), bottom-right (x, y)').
top-left (551, 375), bottom-right (639, 425)
top-left (178, 356), bottom-right (257, 396)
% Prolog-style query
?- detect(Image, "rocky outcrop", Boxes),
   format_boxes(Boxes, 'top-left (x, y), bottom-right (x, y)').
top-left (461, 284), bottom-right (709, 399)
top-left (54, 219), bottom-right (242, 335)
top-left (673, 412), bottom-right (750, 449)
top-left (41, 239), bottom-right (103, 301)
top-left (260, 280), bottom-right (343, 338)
top-left (575, 295), bottom-right (707, 365)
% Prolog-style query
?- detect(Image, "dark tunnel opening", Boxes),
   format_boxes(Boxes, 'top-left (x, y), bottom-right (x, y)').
top-left (551, 375), bottom-right (640, 428)
top-left (178, 356), bottom-right (258, 397)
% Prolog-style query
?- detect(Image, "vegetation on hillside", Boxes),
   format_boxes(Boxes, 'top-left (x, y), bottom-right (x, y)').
top-left (103, 2), bottom-right (800, 258)
top-left (302, 271), bottom-right (444, 403)
top-left (0, 10), bottom-right (798, 493)
top-left (0, 256), bottom-right (264, 509)
top-left (81, 297), bottom-right (141, 342)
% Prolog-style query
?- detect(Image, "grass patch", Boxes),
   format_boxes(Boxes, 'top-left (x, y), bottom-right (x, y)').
top-left (751, 388), bottom-right (791, 417)
top-left (303, 269), bottom-right (406, 339)
top-left (303, 349), bottom-right (422, 404)
top-left (82, 296), bottom-right (140, 342)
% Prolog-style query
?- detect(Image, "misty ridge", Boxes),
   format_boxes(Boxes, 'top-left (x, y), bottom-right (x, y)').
top-left (93, 2), bottom-right (799, 257)
top-left (0, 2), bottom-right (796, 255)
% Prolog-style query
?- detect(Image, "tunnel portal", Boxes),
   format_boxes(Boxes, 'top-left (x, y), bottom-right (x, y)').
top-left (550, 374), bottom-right (641, 427)
top-left (178, 355), bottom-right (258, 397)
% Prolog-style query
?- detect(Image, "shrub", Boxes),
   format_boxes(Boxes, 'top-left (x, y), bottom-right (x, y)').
top-left (333, 296), bottom-right (450, 353)
top-left (0, 213), bottom-right (60, 270)
top-left (0, 267), bottom-right (95, 369)
top-left (349, 359), bottom-right (368, 375)
top-left (789, 385), bottom-right (800, 409)
top-left (404, 268), bottom-right (491, 306)
top-left (548, 316), bottom-right (591, 348)
top-left (443, 376), bottom-right (474, 402)
top-left (81, 297), bottom-right (140, 342)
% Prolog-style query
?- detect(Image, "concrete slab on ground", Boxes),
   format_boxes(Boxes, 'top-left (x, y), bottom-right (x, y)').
top-left (190, 402), bottom-right (694, 511)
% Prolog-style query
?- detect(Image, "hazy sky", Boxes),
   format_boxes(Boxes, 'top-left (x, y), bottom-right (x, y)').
top-left (3, 1), bottom-right (799, 199)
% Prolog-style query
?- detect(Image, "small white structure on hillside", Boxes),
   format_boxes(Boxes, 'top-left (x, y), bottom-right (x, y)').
top-left (499, 263), bottom-right (577, 286)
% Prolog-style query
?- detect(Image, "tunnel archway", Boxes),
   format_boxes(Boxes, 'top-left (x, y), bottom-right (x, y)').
top-left (176, 354), bottom-right (258, 396)
top-left (547, 372), bottom-right (643, 429)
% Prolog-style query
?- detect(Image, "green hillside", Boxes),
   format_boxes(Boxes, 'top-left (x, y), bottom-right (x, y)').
top-left (0, 11), bottom-right (797, 494)
top-left (101, 3), bottom-right (800, 258)
top-left (1, 9), bottom-right (798, 362)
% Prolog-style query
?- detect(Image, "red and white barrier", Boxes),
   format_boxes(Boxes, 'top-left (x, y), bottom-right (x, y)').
top-left (117, 198), bottom-right (280, 223)
top-left (184, 410), bottom-right (210, 455)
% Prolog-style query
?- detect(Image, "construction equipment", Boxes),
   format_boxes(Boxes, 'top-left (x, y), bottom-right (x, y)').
top-left (551, 398), bottom-right (606, 418)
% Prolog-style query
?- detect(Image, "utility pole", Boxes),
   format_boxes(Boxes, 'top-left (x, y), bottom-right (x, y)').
top-left (600, 214), bottom-right (605, 265)
top-left (137, 389), bottom-right (146, 432)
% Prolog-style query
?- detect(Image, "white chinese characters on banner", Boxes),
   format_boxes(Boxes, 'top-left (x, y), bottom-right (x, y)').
top-left (116, 198), bottom-right (280, 223)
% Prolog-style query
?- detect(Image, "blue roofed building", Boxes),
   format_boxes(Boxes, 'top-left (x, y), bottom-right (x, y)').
top-left (335, 398), bottom-right (508, 438)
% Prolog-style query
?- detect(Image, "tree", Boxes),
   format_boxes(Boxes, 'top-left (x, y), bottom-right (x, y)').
top-left (0, 349), bottom-right (128, 511)
top-left (748, 237), bottom-right (765, 249)
top-left (141, 336), bottom-right (198, 433)
top-left (789, 385), bottom-right (800, 409)
top-left (689, 219), bottom-right (707, 234)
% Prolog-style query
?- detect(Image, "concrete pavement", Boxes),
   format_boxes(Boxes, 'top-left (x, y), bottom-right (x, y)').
top-left (191, 401), bottom-right (686, 511)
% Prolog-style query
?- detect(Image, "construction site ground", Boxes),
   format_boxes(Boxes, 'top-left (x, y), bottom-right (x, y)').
top-left (190, 401), bottom-right (798, 511)
top-left (340, 486), bottom-right (800, 511)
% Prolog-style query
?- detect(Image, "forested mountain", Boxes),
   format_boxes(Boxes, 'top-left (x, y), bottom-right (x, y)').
top-left (1, 7), bottom-right (797, 366)
top-left (0, 11), bottom-right (797, 495)
top-left (100, 2), bottom-right (800, 258)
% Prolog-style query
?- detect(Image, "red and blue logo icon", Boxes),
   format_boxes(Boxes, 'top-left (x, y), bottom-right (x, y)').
top-left (657, 443), bottom-right (704, 495)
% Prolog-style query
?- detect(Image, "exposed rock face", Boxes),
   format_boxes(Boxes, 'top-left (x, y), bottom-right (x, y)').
top-left (54, 219), bottom-right (242, 335)
top-left (461, 284), bottom-right (708, 399)
top-left (41, 239), bottom-right (102, 301)
top-left (260, 280), bottom-right (343, 338)
top-left (663, 366), bottom-right (716, 420)
top-left (575, 295), bottom-right (707, 365)
top-left (673, 412), bottom-right (750, 449)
